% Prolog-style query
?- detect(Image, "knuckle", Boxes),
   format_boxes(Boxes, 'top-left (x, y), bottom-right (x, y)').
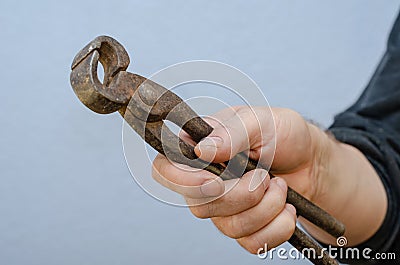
top-left (237, 106), bottom-right (254, 118)
top-left (206, 201), bottom-right (216, 217)
top-left (151, 166), bottom-right (159, 180)
top-left (286, 108), bottom-right (301, 118)
top-left (271, 184), bottom-right (287, 208)
top-left (224, 215), bottom-right (247, 239)
top-left (238, 235), bottom-right (264, 255)
top-left (243, 187), bottom-right (264, 207)
top-left (212, 216), bottom-right (238, 238)
top-left (282, 213), bottom-right (296, 242)
top-left (231, 216), bottom-right (249, 239)
top-left (152, 156), bottom-right (167, 177)
top-left (189, 205), bottom-right (209, 219)
top-left (267, 199), bottom-right (285, 219)
top-left (151, 165), bottom-right (163, 183)
top-left (274, 108), bottom-right (297, 130)
top-left (212, 215), bottom-right (250, 239)
top-left (277, 108), bottom-right (301, 121)
top-left (189, 202), bottom-right (217, 219)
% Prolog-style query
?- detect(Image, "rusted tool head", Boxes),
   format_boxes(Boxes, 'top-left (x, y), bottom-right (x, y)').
top-left (70, 36), bottom-right (133, 114)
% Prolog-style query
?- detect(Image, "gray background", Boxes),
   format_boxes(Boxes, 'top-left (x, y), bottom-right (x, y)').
top-left (1, 1), bottom-right (399, 264)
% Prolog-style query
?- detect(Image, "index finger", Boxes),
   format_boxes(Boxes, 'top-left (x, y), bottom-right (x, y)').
top-left (152, 154), bottom-right (225, 199)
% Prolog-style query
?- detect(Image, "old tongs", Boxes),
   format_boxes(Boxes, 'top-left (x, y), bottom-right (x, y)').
top-left (70, 36), bottom-right (344, 265)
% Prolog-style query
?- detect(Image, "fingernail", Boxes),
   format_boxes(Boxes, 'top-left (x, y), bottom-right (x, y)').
top-left (275, 177), bottom-right (287, 192)
top-left (200, 178), bottom-right (224, 197)
top-left (197, 137), bottom-right (223, 158)
top-left (199, 136), bottom-right (223, 147)
top-left (285, 204), bottom-right (297, 216)
top-left (249, 170), bottom-right (268, 192)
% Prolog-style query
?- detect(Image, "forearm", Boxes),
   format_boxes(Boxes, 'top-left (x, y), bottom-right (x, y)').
top-left (299, 124), bottom-right (388, 246)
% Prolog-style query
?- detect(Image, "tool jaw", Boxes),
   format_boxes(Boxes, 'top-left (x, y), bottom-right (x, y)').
top-left (70, 36), bottom-right (132, 114)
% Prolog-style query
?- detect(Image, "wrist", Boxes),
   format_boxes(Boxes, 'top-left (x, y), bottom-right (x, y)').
top-left (302, 127), bottom-right (388, 245)
top-left (306, 123), bottom-right (335, 203)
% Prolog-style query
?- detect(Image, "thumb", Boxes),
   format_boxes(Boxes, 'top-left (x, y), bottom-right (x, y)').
top-left (194, 119), bottom-right (252, 163)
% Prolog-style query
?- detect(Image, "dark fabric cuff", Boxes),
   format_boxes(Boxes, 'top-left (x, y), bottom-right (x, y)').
top-left (324, 112), bottom-right (400, 264)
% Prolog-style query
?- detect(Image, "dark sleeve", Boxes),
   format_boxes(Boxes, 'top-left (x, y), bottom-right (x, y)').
top-left (327, 12), bottom-right (400, 264)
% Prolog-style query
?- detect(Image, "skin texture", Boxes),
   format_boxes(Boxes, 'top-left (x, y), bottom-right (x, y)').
top-left (151, 106), bottom-right (388, 253)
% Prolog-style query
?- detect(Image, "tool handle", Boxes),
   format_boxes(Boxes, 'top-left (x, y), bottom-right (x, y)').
top-left (290, 228), bottom-right (338, 265)
top-left (181, 115), bottom-right (345, 238)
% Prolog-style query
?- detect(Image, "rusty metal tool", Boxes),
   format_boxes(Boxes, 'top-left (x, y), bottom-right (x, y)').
top-left (70, 36), bottom-right (344, 265)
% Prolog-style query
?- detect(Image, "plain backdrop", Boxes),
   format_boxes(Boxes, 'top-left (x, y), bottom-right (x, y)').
top-left (1, 1), bottom-right (399, 265)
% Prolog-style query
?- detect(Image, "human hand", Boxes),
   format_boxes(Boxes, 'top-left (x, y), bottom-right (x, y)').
top-left (152, 106), bottom-right (326, 253)
top-left (152, 105), bottom-right (387, 251)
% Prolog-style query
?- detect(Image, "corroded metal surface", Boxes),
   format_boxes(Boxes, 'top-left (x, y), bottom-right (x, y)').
top-left (70, 35), bottom-right (344, 265)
